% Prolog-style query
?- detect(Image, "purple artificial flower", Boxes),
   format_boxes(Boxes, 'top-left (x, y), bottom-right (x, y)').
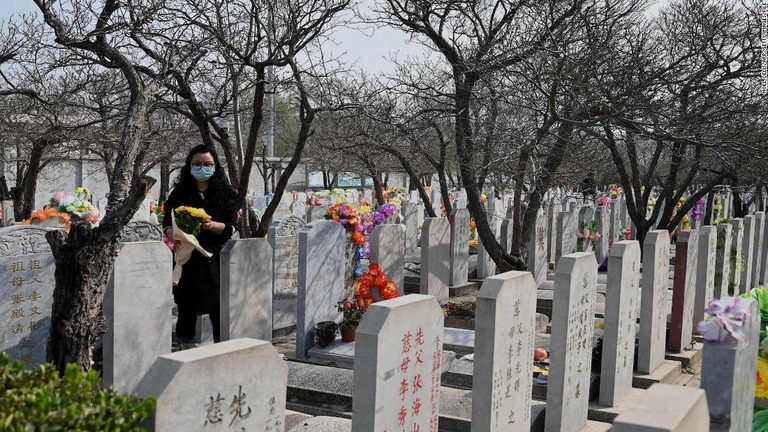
top-left (696, 297), bottom-right (750, 345)
top-left (373, 212), bottom-right (386, 225)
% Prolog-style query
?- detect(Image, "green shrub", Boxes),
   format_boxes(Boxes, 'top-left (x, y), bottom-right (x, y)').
top-left (0, 353), bottom-right (155, 431)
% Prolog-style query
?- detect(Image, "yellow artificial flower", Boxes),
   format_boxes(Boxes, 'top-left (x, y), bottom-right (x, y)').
top-left (359, 205), bottom-right (371, 215)
top-left (682, 214), bottom-right (689, 223)
top-left (756, 357), bottom-right (768, 399)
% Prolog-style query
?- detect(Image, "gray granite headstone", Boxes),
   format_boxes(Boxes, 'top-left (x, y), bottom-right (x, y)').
top-left (268, 216), bottom-right (306, 331)
top-left (700, 297), bottom-right (759, 431)
top-left (0, 226), bottom-right (54, 368)
top-left (500, 219), bottom-right (513, 254)
top-left (545, 252), bottom-right (597, 432)
top-left (740, 215), bottom-right (755, 293)
top-left (420, 218), bottom-right (450, 302)
top-left (526, 209), bottom-right (548, 286)
top-left (694, 226), bottom-right (717, 327)
top-left (612, 384), bottom-right (709, 431)
top-left (402, 202), bottom-right (420, 256)
top-left (729, 219), bottom-right (744, 295)
top-left (136, 338), bottom-right (287, 431)
top-left (351, 295), bottom-right (443, 432)
top-left (594, 206), bottom-right (610, 264)
top-left (669, 230), bottom-right (699, 353)
top-left (290, 195), bottom-right (308, 221)
top-left (548, 200), bottom-right (562, 262)
top-left (220, 239), bottom-right (273, 342)
top-left (555, 211), bottom-right (577, 268)
top-left (306, 205), bottom-right (327, 223)
top-left (637, 230), bottom-right (670, 374)
top-left (472, 271), bottom-right (536, 430)
top-left (104, 241), bottom-right (173, 394)
top-left (600, 241), bottom-right (640, 407)
top-left (761, 214), bottom-right (768, 285)
top-left (752, 211), bottom-right (765, 286)
top-left (715, 223), bottom-right (733, 299)
top-left (296, 220), bottom-right (344, 359)
top-left (476, 236), bottom-right (496, 279)
top-left (120, 220), bottom-right (163, 242)
top-left (449, 209), bottom-right (470, 286)
top-left (370, 224), bottom-right (405, 295)
top-left (578, 206), bottom-right (594, 228)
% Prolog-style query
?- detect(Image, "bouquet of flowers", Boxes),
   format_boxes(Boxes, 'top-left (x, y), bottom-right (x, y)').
top-left (355, 263), bottom-right (400, 310)
top-left (171, 206), bottom-right (213, 284)
top-left (576, 221), bottom-right (601, 252)
top-left (696, 297), bottom-right (751, 345)
top-left (24, 207), bottom-right (71, 228)
top-left (50, 187), bottom-right (99, 223)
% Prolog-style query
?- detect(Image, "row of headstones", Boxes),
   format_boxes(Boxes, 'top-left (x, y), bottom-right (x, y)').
top-left (131, 246), bottom-right (751, 431)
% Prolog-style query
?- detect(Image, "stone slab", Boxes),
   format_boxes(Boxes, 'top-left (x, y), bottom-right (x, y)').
top-left (611, 383), bottom-right (709, 431)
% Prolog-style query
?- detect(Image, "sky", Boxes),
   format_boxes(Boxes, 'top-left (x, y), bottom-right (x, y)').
top-left (2, 0), bottom-right (666, 75)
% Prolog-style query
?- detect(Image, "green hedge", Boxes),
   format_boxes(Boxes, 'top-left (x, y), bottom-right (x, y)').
top-left (0, 353), bottom-right (155, 431)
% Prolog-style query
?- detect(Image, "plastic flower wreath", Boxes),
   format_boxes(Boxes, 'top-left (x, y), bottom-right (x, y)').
top-left (354, 263), bottom-right (400, 310)
top-left (696, 297), bottom-right (751, 346)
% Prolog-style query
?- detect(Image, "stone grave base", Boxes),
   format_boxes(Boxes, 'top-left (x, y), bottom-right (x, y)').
top-left (587, 387), bottom-right (648, 423)
top-left (632, 359), bottom-right (682, 389)
top-left (665, 342), bottom-right (704, 370)
top-left (449, 281), bottom-right (479, 297)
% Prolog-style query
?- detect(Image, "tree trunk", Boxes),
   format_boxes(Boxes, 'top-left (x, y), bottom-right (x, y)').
top-left (703, 190), bottom-right (715, 225)
top-left (159, 161), bottom-right (170, 203)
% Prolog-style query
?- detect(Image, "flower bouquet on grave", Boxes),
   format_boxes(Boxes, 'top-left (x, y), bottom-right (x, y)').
top-left (24, 207), bottom-right (71, 230)
top-left (576, 221), bottom-right (600, 252)
top-left (49, 188), bottom-right (100, 225)
top-left (171, 206), bottom-right (213, 284)
top-left (336, 297), bottom-right (365, 342)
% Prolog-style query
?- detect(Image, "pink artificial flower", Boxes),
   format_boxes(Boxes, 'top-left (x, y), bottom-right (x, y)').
top-left (53, 192), bottom-right (66, 205)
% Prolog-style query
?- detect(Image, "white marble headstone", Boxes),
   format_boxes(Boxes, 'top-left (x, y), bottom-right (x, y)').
top-left (370, 224), bottom-right (406, 295)
top-left (420, 218), bottom-right (450, 302)
top-left (694, 226), bottom-right (717, 326)
top-left (637, 230), bottom-right (670, 374)
top-left (449, 209), bottom-right (470, 286)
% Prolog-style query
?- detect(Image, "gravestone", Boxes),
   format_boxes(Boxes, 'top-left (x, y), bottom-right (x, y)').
top-left (449, 209), bottom-right (470, 286)
top-left (555, 211), bottom-right (577, 268)
top-left (578, 206), bottom-right (593, 228)
top-left (0, 226), bottom-right (54, 368)
top-left (476, 236), bottom-right (496, 279)
top-left (104, 241), bottom-right (172, 394)
top-left (730, 219), bottom-right (744, 295)
top-left (431, 187), bottom-right (442, 214)
top-left (290, 194), bottom-right (308, 221)
top-left (638, 230), bottom-right (671, 374)
top-left (136, 338), bottom-right (287, 432)
top-left (120, 220), bottom-right (163, 242)
top-left (370, 224), bottom-right (405, 295)
top-left (714, 223), bottom-right (733, 299)
top-left (296, 220), bottom-right (345, 359)
top-left (402, 202), bottom-right (420, 256)
top-left (700, 297), bottom-right (759, 431)
top-left (693, 226), bottom-right (717, 326)
top-left (472, 271), bottom-right (536, 431)
top-left (351, 295), bottom-right (443, 432)
top-left (273, 193), bottom-right (293, 221)
top-left (609, 198), bottom-right (619, 243)
top-left (130, 195), bottom-right (152, 222)
top-left (306, 205), bottom-right (327, 223)
top-left (526, 209), bottom-right (548, 286)
top-left (220, 239), bottom-right (273, 342)
top-left (600, 241), bottom-right (640, 407)
top-left (548, 200), bottom-right (562, 262)
top-left (762, 216), bottom-right (768, 285)
top-left (740, 216), bottom-right (755, 293)
top-left (363, 189), bottom-right (374, 203)
top-left (500, 219), bottom-right (514, 254)
top-left (612, 384), bottom-right (709, 431)
top-left (545, 252), bottom-right (597, 432)
top-left (594, 206), bottom-right (610, 265)
top-left (420, 218), bottom-right (450, 302)
top-left (268, 216), bottom-right (306, 332)
top-left (669, 230), bottom-right (698, 353)
top-left (752, 211), bottom-right (765, 286)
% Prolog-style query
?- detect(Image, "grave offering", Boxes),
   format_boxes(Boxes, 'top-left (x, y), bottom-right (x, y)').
top-left (268, 216), bottom-right (306, 331)
top-left (637, 230), bottom-right (670, 374)
top-left (136, 338), bottom-right (287, 432)
top-left (599, 240), bottom-right (639, 407)
top-left (545, 252), bottom-right (597, 431)
top-left (0, 226), bottom-right (55, 368)
top-left (472, 271), bottom-right (536, 431)
top-left (352, 294), bottom-right (443, 432)
top-left (104, 241), bottom-right (172, 394)
top-left (220, 238), bottom-right (273, 341)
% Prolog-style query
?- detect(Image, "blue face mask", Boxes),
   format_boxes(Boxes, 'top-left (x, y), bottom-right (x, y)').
top-left (191, 165), bottom-right (215, 181)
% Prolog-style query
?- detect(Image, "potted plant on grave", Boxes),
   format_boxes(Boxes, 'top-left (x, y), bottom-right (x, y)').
top-left (337, 298), bottom-right (365, 342)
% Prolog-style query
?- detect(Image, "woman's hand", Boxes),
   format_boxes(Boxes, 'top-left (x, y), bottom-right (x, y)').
top-left (201, 220), bottom-right (225, 235)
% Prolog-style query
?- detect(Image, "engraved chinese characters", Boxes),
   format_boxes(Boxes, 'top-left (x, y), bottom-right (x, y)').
top-left (0, 226), bottom-right (54, 368)
top-left (526, 210), bottom-right (548, 286)
top-left (471, 271), bottom-right (536, 432)
top-left (136, 338), bottom-right (287, 432)
top-left (545, 252), bottom-right (597, 432)
top-left (637, 230), bottom-right (670, 374)
top-left (352, 295), bottom-right (443, 432)
top-left (450, 209), bottom-right (470, 286)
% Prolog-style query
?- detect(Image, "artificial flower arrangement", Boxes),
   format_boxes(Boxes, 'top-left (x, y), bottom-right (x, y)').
top-left (50, 187), bottom-right (99, 223)
top-left (306, 194), bottom-right (323, 207)
top-left (23, 207), bottom-right (71, 227)
top-left (171, 206), bottom-right (213, 284)
top-left (608, 184), bottom-right (622, 198)
top-left (151, 201), bottom-right (164, 218)
top-left (576, 221), bottom-right (601, 252)
top-left (596, 195), bottom-right (611, 208)
top-left (469, 219), bottom-right (478, 249)
top-left (689, 197), bottom-right (705, 222)
top-left (696, 297), bottom-right (751, 346)
top-left (618, 226), bottom-right (631, 241)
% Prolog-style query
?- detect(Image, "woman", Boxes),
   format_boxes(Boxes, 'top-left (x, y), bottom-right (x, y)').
top-left (163, 145), bottom-right (239, 349)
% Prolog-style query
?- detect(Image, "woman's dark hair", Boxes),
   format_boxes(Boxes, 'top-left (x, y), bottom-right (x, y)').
top-left (173, 144), bottom-right (237, 207)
